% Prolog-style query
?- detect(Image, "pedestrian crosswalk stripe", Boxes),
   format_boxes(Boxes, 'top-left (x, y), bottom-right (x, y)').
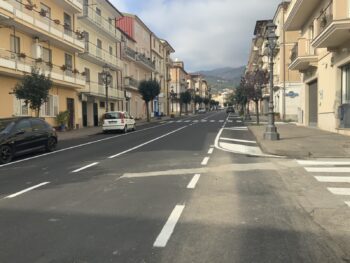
top-left (201, 120), bottom-right (207, 122)
top-left (210, 120), bottom-right (215, 122)
top-left (168, 121), bottom-right (174, 123)
top-left (227, 120), bottom-right (233, 123)
top-left (176, 120), bottom-right (183, 123)
top-left (184, 120), bottom-right (191, 123)
top-left (327, 188), bottom-right (350, 196)
top-left (193, 120), bottom-right (199, 122)
top-left (314, 176), bottom-right (350, 183)
top-left (297, 160), bottom-right (350, 166)
top-left (236, 120), bottom-right (242, 123)
top-left (305, 167), bottom-right (350, 173)
top-left (219, 120), bottom-right (224, 122)
top-left (345, 201), bottom-right (350, 207)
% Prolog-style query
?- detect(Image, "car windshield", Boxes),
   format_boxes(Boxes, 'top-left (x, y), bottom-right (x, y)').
top-left (103, 112), bottom-right (122, 120)
top-left (0, 120), bottom-right (15, 134)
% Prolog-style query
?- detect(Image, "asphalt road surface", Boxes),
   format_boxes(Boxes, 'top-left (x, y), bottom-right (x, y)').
top-left (0, 111), bottom-right (348, 263)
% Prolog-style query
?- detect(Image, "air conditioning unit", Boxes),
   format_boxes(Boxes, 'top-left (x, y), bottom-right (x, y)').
top-left (338, 104), bottom-right (350, 128)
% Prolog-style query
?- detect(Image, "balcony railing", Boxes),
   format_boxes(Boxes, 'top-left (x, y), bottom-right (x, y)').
top-left (290, 44), bottom-right (298, 62)
top-left (57, 0), bottom-right (83, 13)
top-left (136, 53), bottom-right (155, 70)
top-left (0, 0), bottom-right (85, 52)
top-left (124, 76), bottom-right (139, 89)
top-left (123, 47), bottom-right (137, 60)
top-left (83, 42), bottom-right (121, 70)
top-left (98, 84), bottom-right (124, 99)
top-left (316, 1), bottom-right (333, 35)
top-left (0, 49), bottom-right (85, 87)
top-left (80, 6), bottom-right (121, 40)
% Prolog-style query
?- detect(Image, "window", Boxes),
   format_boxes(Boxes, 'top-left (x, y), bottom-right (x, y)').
top-left (65, 53), bottom-right (73, 71)
top-left (42, 47), bottom-right (52, 63)
top-left (13, 98), bottom-right (29, 116)
top-left (10, 35), bottom-right (20, 54)
top-left (110, 103), bottom-right (115, 111)
top-left (40, 3), bottom-right (51, 19)
top-left (15, 119), bottom-right (32, 132)
top-left (100, 101), bottom-right (105, 108)
top-left (109, 46), bottom-right (113, 55)
top-left (342, 64), bottom-right (350, 104)
top-left (97, 39), bottom-right (102, 58)
top-left (41, 95), bottom-right (59, 117)
top-left (31, 119), bottom-right (48, 131)
top-left (64, 13), bottom-right (72, 36)
top-left (84, 68), bottom-right (90, 83)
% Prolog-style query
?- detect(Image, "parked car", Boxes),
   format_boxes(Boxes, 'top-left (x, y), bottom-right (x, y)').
top-left (226, 106), bottom-right (235, 114)
top-left (0, 117), bottom-right (57, 164)
top-left (198, 108), bottom-right (206, 114)
top-left (102, 111), bottom-right (136, 133)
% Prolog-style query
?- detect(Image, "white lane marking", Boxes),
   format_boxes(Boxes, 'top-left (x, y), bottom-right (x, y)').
top-left (297, 160), bottom-right (350, 166)
top-left (0, 121), bottom-right (179, 168)
top-left (193, 120), bottom-right (199, 123)
top-left (176, 120), bottom-right (183, 123)
top-left (208, 148), bottom-right (214, 154)
top-left (72, 162), bottom-right (99, 173)
top-left (201, 120), bottom-right (207, 122)
top-left (315, 176), bottom-right (350, 183)
top-left (187, 174), bottom-right (201, 189)
top-left (5, 182), bottom-right (50, 199)
top-left (220, 137), bottom-right (257, 144)
top-left (327, 188), bottom-right (350, 196)
top-left (210, 120), bottom-right (215, 123)
top-left (227, 120), bottom-right (233, 123)
top-left (220, 142), bottom-right (263, 155)
top-left (201, 157), bottom-right (210, 165)
top-left (184, 120), bottom-right (191, 123)
top-left (153, 205), bottom-right (185, 248)
top-left (219, 120), bottom-right (224, 123)
top-left (236, 120), bottom-right (242, 123)
top-left (109, 126), bottom-right (187, 158)
top-left (305, 167), bottom-right (350, 173)
top-left (168, 121), bottom-right (174, 123)
top-left (223, 127), bottom-right (248, 131)
top-left (345, 201), bottom-right (350, 207)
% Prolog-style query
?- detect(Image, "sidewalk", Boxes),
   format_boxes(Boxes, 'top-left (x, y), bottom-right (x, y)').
top-left (249, 123), bottom-right (350, 158)
top-left (57, 116), bottom-right (171, 141)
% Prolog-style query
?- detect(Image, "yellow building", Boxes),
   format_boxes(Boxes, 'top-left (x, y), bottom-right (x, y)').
top-left (169, 60), bottom-right (188, 114)
top-left (0, 0), bottom-right (86, 128)
top-left (285, 0), bottom-right (350, 135)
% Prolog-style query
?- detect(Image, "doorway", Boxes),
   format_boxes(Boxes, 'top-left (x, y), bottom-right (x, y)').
top-left (82, 101), bottom-right (87, 127)
top-left (308, 80), bottom-right (318, 126)
top-left (66, 98), bottom-right (75, 129)
top-left (93, 103), bottom-right (98, 127)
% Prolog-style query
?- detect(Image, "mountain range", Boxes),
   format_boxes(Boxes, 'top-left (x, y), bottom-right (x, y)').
top-left (195, 66), bottom-right (245, 93)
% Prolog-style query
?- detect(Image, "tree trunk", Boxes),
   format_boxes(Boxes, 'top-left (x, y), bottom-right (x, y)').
top-left (255, 100), bottom-right (259, 125)
top-left (186, 103), bottom-right (188, 115)
top-left (36, 107), bottom-right (40, 117)
top-left (146, 101), bottom-right (150, 122)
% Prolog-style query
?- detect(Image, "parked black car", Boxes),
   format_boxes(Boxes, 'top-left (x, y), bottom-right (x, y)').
top-left (0, 117), bottom-right (57, 164)
top-left (226, 106), bottom-right (235, 114)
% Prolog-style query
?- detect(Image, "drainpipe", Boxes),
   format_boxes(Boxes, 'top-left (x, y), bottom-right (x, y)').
top-left (282, 2), bottom-right (286, 121)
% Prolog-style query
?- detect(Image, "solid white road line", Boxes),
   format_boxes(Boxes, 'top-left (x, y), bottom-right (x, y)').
top-left (305, 167), bottom-right (350, 173)
top-left (345, 201), bottom-right (350, 207)
top-left (201, 157), bottom-right (210, 165)
top-left (5, 182), bottom-right (50, 199)
top-left (220, 137), bottom-right (257, 144)
top-left (153, 205), bottom-right (185, 248)
top-left (72, 162), bottom-right (99, 173)
top-left (297, 160), bottom-right (350, 166)
top-left (187, 174), bottom-right (201, 189)
top-left (328, 188), bottom-right (350, 196)
top-left (315, 176), bottom-right (350, 183)
top-left (109, 126), bottom-right (187, 159)
top-left (224, 127), bottom-right (248, 131)
top-left (208, 148), bottom-right (214, 154)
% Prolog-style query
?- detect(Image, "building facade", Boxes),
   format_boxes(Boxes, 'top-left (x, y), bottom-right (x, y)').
top-left (169, 60), bottom-right (188, 114)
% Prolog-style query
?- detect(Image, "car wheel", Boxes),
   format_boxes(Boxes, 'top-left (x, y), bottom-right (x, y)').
top-left (0, 145), bottom-right (13, 164)
top-left (123, 125), bottom-right (128, 133)
top-left (46, 137), bottom-right (57, 152)
top-left (132, 123), bottom-right (136, 131)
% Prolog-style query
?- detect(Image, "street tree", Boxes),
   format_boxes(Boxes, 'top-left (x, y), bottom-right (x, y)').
top-left (194, 95), bottom-right (203, 110)
top-left (138, 79), bottom-right (161, 122)
top-left (203, 98), bottom-right (210, 110)
top-left (13, 68), bottom-right (53, 117)
top-left (249, 69), bottom-right (269, 124)
top-left (179, 91), bottom-right (192, 115)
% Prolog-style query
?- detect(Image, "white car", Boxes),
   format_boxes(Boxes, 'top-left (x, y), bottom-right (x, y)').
top-left (102, 111), bottom-right (136, 133)
top-left (198, 108), bottom-right (206, 114)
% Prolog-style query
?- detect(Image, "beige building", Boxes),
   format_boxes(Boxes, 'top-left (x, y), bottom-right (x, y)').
top-left (161, 40), bottom-right (175, 115)
top-left (285, 0), bottom-right (350, 135)
top-left (169, 60), bottom-right (188, 113)
top-left (77, 0), bottom-right (124, 127)
top-left (0, 0), bottom-right (86, 128)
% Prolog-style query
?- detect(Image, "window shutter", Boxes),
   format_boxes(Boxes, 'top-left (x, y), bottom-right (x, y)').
top-left (53, 95), bottom-right (59, 116)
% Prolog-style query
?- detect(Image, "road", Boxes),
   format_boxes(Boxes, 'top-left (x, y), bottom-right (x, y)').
top-left (0, 111), bottom-right (349, 263)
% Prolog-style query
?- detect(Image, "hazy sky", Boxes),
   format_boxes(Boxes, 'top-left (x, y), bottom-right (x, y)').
top-left (111, 0), bottom-right (283, 72)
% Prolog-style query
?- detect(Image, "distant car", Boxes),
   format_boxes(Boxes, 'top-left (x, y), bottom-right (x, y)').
top-left (102, 111), bottom-right (136, 133)
top-left (0, 117), bottom-right (57, 164)
top-left (198, 108), bottom-right (206, 114)
top-left (226, 106), bottom-right (235, 114)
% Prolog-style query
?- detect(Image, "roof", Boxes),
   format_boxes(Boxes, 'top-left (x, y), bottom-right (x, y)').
top-left (122, 13), bottom-right (153, 34)
top-left (160, 39), bottom-right (175, 53)
top-left (253, 20), bottom-right (272, 36)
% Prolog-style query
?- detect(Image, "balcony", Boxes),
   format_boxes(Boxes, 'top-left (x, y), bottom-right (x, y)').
top-left (124, 76), bottom-right (139, 90)
top-left (312, 1), bottom-right (350, 49)
top-left (289, 38), bottom-right (318, 71)
top-left (56, 0), bottom-right (83, 13)
top-left (79, 6), bottom-right (121, 41)
top-left (0, 49), bottom-right (85, 88)
top-left (79, 42), bottom-right (122, 71)
top-left (122, 47), bottom-right (137, 61)
top-left (82, 82), bottom-right (124, 99)
top-left (136, 53), bottom-right (155, 71)
top-left (285, 0), bottom-right (319, 30)
top-left (0, 0), bottom-right (85, 53)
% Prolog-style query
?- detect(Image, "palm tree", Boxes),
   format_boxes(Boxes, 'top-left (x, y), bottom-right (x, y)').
top-left (138, 79), bottom-right (160, 122)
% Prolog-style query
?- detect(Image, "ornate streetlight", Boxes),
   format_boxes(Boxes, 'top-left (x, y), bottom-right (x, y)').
top-left (264, 22), bottom-right (280, 140)
top-left (101, 64), bottom-right (112, 112)
top-left (170, 88), bottom-right (176, 113)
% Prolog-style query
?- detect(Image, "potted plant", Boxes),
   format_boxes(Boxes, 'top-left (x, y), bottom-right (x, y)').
top-left (46, 61), bottom-right (53, 68)
top-left (55, 111), bottom-right (70, 131)
top-left (39, 9), bottom-right (47, 17)
top-left (53, 19), bottom-right (60, 25)
top-left (35, 58), bottom-right (43, 63)
top-left (320, 15), bottom-right (328, 28)
top-left (18, 53), bottom-right (26, 59)
top-left (60, 65), bottom-right (67, 71)
top-left (72, 69), bottom-right (79, 74)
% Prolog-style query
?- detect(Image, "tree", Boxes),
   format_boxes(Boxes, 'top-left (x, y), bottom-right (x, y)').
top-left (179, 91), bottom-right (192, 115)
top-left (194, 95), bottom-right (203, 110)
top-left (233, 77), bottom-right (248, 116)
top-left (203, 98), bottom-right (210, 110)
top-left (138, 79), bottom-right (161, 122)
top-left (13, 69), bottom-right (53, 117)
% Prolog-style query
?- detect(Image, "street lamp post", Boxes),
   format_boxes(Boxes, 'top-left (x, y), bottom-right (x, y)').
top-left (264, 22), bottom-right (280, 140)
top-left (101, 64), bottom-right (112, 112)
top-left (170, 88), bottom-right (175, 113)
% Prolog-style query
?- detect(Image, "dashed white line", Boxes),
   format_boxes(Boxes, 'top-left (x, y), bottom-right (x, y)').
top-left (305, 167), bottom-right (350, 173)
top-left (72, 162), bottom-right (99, 173)
top-left (208, 148), bottom-right (214, 154)
top-left (297, 160), bottom-right (350, 166)
top-left (210, 120), bottom-right (215, 123)
top-left (345, 201), bottom-right (350, 207)
top-left (201, 157), bottom-right (210, 165)
top-left (109, 126), bottom-right (187, 159)
top-left (327, 188), bottom-right (350, 195)
top-left (5, 182), bottom-right (50, 199)
top-left (314, 176), bottom-right (350, 183)
top-left (219, 120), bottom-right (224, 123)
top-left (187, 174), bottom-right (201, 189)
top-left (153, 205), bottom-right (185, 248)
